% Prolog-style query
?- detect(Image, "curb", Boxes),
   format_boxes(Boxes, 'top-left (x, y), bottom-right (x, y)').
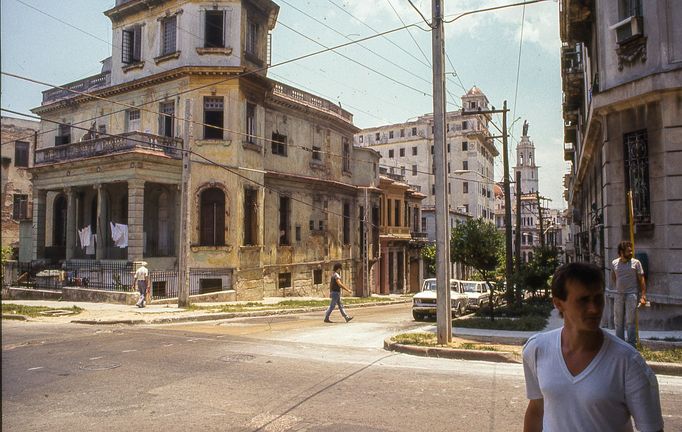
top-left (70, 299), bottom-right (410, 325)
top-left (383, 338), bottom-right (682, 376)
top-left (1, 314), bottom-right (29, 321)
top-left (383, 338), bottom-right (521, 364)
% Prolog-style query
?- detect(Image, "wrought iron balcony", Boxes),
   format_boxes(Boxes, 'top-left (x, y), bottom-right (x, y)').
top-left (35, 132), bottom-right (182, 165)
top-left (42, 72), bottom-right (110, 105)
top-left (271, 81), bottom-right (354, 123)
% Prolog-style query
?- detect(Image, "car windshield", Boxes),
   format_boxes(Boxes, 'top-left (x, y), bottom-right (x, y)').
top-left (422, 280), bottom-right (437, 291)
top-left (462, 283), bottom-right (479, 293)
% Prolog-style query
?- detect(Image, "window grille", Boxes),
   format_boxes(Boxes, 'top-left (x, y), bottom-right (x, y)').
top-left (161, 16), bottom-right (177, 56)
top-left (623, 129), bottom-right (650, 223)
top-left (14, 141), bottom-right (29, 167)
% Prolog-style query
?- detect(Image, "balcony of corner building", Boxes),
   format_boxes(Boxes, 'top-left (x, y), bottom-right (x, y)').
top-left (564, 141), bottom-right (576, 162)
top-left (34, 132), bottom-right (183, 166)
top-left (562, 0), bottom-right (594, 43)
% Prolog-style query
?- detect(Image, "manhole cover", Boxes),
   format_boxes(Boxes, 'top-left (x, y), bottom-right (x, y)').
top-left (79, 363), bottom-right (121, 371)
top-left (39, 309), bottom-right (77, 316)
top-left (220, 354), bottom-right (255, 363)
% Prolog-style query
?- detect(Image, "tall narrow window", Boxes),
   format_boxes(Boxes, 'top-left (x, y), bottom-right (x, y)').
top-left (343, 138), bottom-right (351, 172)
top-left (200, 188), bottom-right (225, 246)
top-left (412, 146), bottom-right (417, 156)
top-left (279, 196), bottom-right (290, 246)
top-left (246, 102), bottom-right (256, 144)
top-left (159, 101), bottom-right (174, 137)
top-left (243, 188), bottom-right (258, 245)
top-left (161, 16), bottom-right (177, 56)
top-left (463, 160), bottom-right (468, 170)
top-left (12, 194), bottom-right (28, 220)
top-left (624, 129), bottom-right (650, 223)
top-left (271, 132), bottom-right (287, 156)
top-left (394, 200), bottom-right (400, 227)
top-left (126, 109), bottom-right (141, 132)
top-left (411, 127), bottom-right (417, 136)
top-left (204, 10), bottom-right (225, 48)
top-left (399, 148), bottom-right (405, 157)
top-left (343, 202), bottom-right (351, 245)
top-left (246, 19), bottom-right (259, 57)
top-left (14, 141), bottom-right (29, 167)
top-left (203, 97), bottom-right (224, 139)
top-left (412, 165), bottom-right (417, 176)
top-left (312, 146), bottom-right (321, 161)
top-left (619, 0), bottom-right (642, 19)
top-left (122, 25), bottom-right (142, 64)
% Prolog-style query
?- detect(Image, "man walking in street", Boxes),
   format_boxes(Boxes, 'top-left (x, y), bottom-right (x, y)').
top-left (324, 263), bottom-right (353, 323)
top-left (132, 261), bottom-right (151, 308)
top-left (612, 241), bottom-right (647, 346)
top-left (522, 262), bottom-right (663, 432)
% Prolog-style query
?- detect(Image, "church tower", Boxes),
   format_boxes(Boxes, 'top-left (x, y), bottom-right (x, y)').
top-left (513, 120), bottom-right (539, 198)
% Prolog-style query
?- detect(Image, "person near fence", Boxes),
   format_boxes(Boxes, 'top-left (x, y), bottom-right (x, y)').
top-left (132, 261), bottom-right (151, 308)
top-left (522, 262), bottom-right (663, 432)
top-left (611, 240), bottom-right (647, 347)
top-left (324, 263), bottom-right (353, 323)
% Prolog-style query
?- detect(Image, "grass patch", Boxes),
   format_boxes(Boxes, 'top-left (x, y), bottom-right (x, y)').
top-left (638, 346), bottom-right (682, 363)
top-left (1, 303), bottom-right (83, 318)
top-left (647, 336), bottom-right (682, 342)
top-left (453, 315), bottom-right (548, 331)
top-left (392, 332), bottom-right (500, 351)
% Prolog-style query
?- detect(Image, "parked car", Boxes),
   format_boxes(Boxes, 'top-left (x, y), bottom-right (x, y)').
top-left (412, 278), bottom-right (469, 321)
top-left (460, 280), bottom-right (491, 310)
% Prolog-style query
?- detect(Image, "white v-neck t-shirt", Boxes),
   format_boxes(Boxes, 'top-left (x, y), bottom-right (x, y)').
top-left (523, 328), bottom-right (663, 432)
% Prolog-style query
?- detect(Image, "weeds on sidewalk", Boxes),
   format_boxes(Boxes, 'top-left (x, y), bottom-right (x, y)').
top-left (2, 304), bottom-right (83, 318)
top-left (637, 345), bottom-right (682, 363)
top-left (392, 332), bottom-right (512, 353)
top-left (453, 315), bottom-right (547, 331)
top-left (188, 297), bottom-right (398, 313)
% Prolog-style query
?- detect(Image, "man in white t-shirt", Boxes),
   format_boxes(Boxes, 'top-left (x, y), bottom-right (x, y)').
top-left (522, 262), bottom-right (663, 432)
top-left (612, 240), bottom-right (647, 346)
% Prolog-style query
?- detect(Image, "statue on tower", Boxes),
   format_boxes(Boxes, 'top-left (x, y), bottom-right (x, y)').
top-left (522, 120), bottom-right (529, 137)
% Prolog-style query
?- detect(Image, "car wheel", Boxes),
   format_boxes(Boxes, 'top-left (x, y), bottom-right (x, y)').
top-left (412, 311), bottom-right (424, 321)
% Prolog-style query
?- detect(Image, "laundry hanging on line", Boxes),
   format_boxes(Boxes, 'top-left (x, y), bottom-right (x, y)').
top-left (110, 222), bottom-right (129, 248)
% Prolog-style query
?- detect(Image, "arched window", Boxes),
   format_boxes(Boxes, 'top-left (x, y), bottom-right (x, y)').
top-left (200, 188), bottom-right (225, 245)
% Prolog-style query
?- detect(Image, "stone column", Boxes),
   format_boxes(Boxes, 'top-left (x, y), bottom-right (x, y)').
top-left (381, 246), bottom-right (389, 294)
top-left (65, 188), bottom-right (77, 260)
top-left (127, 179), bottom-right (145, 261)
top-left (32, 189), bottom-right (47, 260)
top-left (95, 185), bottom-right (106, 260)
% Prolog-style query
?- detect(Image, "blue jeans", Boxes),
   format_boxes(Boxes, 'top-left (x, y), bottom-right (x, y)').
top-left (325, 291), bottom-right (348, 320)
top-left (614, 293), bottom-right (638, 346)
top-left (136, 280), bottom-right (147, 307)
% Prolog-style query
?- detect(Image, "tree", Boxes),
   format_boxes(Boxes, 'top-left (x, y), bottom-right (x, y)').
top-left (450, 218), bottom-right (503, 320)
top-left (521, 245), bottom-right (560, 298)
top-left (421, 244), bottom-right (437, 277)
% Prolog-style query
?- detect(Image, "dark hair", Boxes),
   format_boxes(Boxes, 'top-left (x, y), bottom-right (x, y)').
top-left (333, 263), bottom-right (342, 271)
top-left (551, 262), bottom-right (604, 300)
top-left (617, 241), bottom-right (632, 255)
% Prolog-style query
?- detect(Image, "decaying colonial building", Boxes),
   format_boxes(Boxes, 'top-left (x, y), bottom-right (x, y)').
top-left (560, 0), bottom-right (682, 328)
top-left (376, 170), bottom-right (426, 294)
top-left (26, 0), bottom-right (385, 301)
top-left (1, 116), bottom-right (39, 262)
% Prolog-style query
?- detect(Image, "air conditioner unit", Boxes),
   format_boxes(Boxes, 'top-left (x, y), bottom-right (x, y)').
top-left (610, 16), bottom-right (643, 44)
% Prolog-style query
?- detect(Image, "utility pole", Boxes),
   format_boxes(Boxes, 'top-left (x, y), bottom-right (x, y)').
top-left (515, 171), bottom-right (522, 271)
top-left (178, 99), bottom-right (191, 308)
top-left (431, 0), bottom-right (451, 344)
top-left (501, 100), bottom-right (514, 302)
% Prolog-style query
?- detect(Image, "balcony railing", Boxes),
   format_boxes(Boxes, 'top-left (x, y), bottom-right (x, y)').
top-left (272, 81), bottom-right (353, 123)
top-left (42, 72), bottom-right (111, 105)
top-left (35, 132), bottom-right (182, 165)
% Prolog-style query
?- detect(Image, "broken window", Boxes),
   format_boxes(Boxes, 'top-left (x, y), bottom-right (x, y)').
top-left (203, 97), bottom-right (224, 139)
top-left (13, 194), bottom-right (28, 220)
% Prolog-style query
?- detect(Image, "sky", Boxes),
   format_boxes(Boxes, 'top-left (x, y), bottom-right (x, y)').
top-left (1, 0), bottom-right (567, 208)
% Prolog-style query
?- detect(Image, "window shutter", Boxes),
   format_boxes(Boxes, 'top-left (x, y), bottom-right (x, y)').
top-left (122, 29), bottom-right (133, 63)
top-left (133, 26), bottom-right (142, 61)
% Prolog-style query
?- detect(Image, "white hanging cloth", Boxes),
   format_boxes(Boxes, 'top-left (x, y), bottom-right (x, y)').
top-left (78, 225), bottom-right (91, 249)
top-left (110, 222), bottom-right (129, 248)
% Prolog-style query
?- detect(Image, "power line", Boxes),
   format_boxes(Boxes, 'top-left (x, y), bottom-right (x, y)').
top-left (387, 0), bottom-right (432, 66)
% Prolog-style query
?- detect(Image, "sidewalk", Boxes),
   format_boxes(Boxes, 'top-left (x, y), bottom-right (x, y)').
top-left (1, 295), bottom-right (410, 325)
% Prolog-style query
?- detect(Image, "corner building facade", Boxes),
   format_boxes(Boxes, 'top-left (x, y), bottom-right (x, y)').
top-left (29, 0), bottom-right (383, 300)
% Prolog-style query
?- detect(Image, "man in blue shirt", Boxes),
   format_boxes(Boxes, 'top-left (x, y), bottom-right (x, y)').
top-left (324, 263), bottom-right (353, 323)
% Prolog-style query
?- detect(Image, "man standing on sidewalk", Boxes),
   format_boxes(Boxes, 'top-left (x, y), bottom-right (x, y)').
top-left (612, 241), bottom-right (647, 346)
top-left (324, 263), bottom-right (353, 323)
top-left (522, 262), bottom-right (663, 432)
top-left (132, 261), bottom-right (151, 308)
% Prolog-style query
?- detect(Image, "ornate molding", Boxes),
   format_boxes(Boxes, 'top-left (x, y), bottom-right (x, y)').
top-left (616, 36), bottom-right (647, 71)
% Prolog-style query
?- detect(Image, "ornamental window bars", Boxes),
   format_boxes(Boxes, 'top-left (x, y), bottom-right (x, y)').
top-left (623, 129), bottom-right (650, 224)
